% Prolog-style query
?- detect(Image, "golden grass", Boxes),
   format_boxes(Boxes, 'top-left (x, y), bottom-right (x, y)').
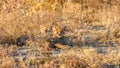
top-left (0, 0), bottom-right (120, 68)
top-left (0, 46), bottom-right (120, 68)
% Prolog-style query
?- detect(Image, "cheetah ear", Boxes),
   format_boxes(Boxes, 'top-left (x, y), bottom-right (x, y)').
top-left (59, 26), bottom-right (67, 37)
top-left (47, 26), bottom-right (53, 40)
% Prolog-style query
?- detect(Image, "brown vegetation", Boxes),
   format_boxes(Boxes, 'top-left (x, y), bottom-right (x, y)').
top-left (0, 0), bottom-right (120, 68)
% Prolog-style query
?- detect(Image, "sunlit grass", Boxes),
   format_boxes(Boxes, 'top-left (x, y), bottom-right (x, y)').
top-left (0, 0), bottom-right (120, 68)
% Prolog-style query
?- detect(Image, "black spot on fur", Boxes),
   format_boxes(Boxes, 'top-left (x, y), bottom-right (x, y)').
top-left (16, 35), bottom-right (29, 47)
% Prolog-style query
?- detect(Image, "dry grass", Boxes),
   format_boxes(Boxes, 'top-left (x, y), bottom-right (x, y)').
top-left (0, 0), bottom-right (120, 68)
top-left (0, 46), bottom-right (120, 68)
